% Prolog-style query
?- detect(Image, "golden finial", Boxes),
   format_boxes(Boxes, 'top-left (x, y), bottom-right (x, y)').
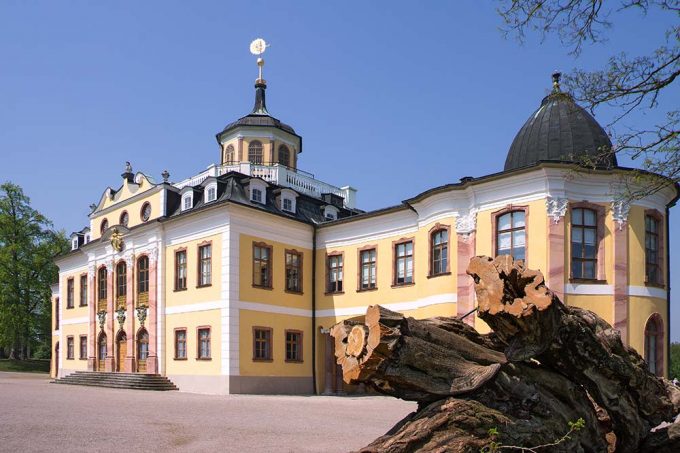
top-left (552, 71), bottom-right (562, 93)
top-left (250, 38), bottom-right (268, 84)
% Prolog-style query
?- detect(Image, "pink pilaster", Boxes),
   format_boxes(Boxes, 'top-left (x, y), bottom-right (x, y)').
top-left (456, 231), bottom-right (476, 326)
top-left (87, 270), bottom-right (96, 371)
top-left (547, 219), bottom-right (566, 301)
top-left (125, 257), bottom-right (136, 373)
top-left (146, 256), bottom-right (158, 374)
top-left (105, 267), bottom-right (115, 372)
top-left (613, 222), bottom-right (629, 345)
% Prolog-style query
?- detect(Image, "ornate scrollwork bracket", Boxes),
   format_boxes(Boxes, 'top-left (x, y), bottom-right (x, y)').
top-left (136, 306), bottom-right (148, 326)
top-left (116, 307), bottom-right (126, 329)
top-left (546, 197), bottom-right (568, 224)
top-left (97, 310), bottom-right (107, 331)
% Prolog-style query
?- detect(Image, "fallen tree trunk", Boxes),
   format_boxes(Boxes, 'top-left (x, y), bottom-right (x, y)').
top-left (331, 255), bottom-right (679, 452)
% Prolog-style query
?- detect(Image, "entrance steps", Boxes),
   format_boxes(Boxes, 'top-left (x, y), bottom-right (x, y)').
top-left (52, 371), bottom-right (178, 391)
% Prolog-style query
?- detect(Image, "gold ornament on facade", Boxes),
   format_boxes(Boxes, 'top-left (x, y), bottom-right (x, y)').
top-left (110, 228), bottom-right (124, 252)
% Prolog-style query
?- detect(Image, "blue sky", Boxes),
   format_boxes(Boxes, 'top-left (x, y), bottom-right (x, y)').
top-left (1, 1), bottom-right (678, 338)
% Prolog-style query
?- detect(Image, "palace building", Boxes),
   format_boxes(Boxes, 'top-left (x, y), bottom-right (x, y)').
top-left (51, 55), bottom-right (677, 393)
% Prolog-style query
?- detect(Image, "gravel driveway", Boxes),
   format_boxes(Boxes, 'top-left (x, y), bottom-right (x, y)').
top-left (0, 372), bottom-right (415, 452)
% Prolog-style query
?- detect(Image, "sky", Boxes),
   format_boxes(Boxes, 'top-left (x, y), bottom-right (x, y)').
top-left (1, 1), bottom-right (678, 338)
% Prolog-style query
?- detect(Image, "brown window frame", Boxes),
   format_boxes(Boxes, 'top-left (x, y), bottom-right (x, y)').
top-left (119, 210), bottom-right (129, 227)
top-left (137, 255), bottom-right (149, 301)
top-left (97, 266), bottom-right (108, 312)
top-left (569, 202), bottom-right (606, 282)
top-left (326, 252), bottom-right (344, 294)
top-left (253, 326), bottom-right (273, 361)
top-left (140, 202), bottom-right (152, 222)
top-left (644, 210), bottom-right (664, 286)
top-left (174, 248), bottom-right (187, 291)
top-left (428, 224), bottom-right (451, 277)
top-left (224, 144), bottom-right (235, 164)
top-left (492, 206), bottom-right (529, 263)
top-left (392, 238), bottom-right (415, 287)
top-left (66, 336), bottom-right (74, 360)
top-left (54, 297), bottom-right (60, 330)
top-left (174, 328), bottom-right (187, 360)
top-left (285, 330), bottom-right (303, 363)
top-left (197, 326), bottom-right (211, 360)
top-left (357, 245), bottom-right (378, 291)
top-left (115, 261), bottom-right (127, 308)
top-left (79, 274), bottom-right (88, 307)
top-left (66, 277), bottom-right (74, 309)
top-left (252, 242), bottom-right (273, 289)
top-left (278, 144), bottom-right (290, 167)
top-left (100, 218), bottom-right (108, 235)
top-left (644, 313), bottom-right (664, 377)
top-left (571, 207), bottom-right (598, 280)
top-left (248, 140), bottom-right (264, 164)
top-left (285, 249), bottom-right (303, 294)
top-left (79, 335), bottom-right (87, 360)
top-left (197, 242), bottom-right (212, 288)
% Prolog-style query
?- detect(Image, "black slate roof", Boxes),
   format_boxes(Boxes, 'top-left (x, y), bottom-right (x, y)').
top-left (504, 91), bottom-right (616, 171)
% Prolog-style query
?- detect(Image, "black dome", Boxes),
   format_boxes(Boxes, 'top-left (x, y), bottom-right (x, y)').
top-left (504, 86), bottom-right (616, 171)
top-left (218, 81), bottom-right (299, 139)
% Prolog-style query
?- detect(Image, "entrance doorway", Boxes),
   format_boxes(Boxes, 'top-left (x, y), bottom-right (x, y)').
top-left (116, 331), bottom-right (127, 372)
top-left (97, 333), bottom-right (107, 372)
top-left (137, 328), bottom-right (148, 373)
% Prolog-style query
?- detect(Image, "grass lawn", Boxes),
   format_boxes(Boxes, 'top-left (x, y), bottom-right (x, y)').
top-left (0, 359), bottom-right (50, 373)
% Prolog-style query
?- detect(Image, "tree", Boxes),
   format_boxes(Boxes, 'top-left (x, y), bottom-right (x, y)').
top-left (671, 342), bottom-right (680, 380)
top-left (497, 0), bottom-right (679, 199)
top-left (0, 182), bottom-right (68, 359)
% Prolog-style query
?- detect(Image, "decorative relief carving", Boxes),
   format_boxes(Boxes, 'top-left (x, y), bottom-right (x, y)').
top-left (110, 228), bottom-right (124, 252)
top-left (97, 311), bottom-right (106, 331)
top-left (455, 211), bottom-right (477, 235)
top-left (88, 266), bottom-right (96, 279)
top-left (116, 307), bottom-right (126, 329)
top-left (148, 248), bottom-right (159, 265)
top-left (136, 306), bottom-right (148, 326)
top-left (612, 200), bottom-right (630, 230)
top-left (124, 253), bottom-right (135, 267)
top-left (546, 197), bottom-right (569, 224)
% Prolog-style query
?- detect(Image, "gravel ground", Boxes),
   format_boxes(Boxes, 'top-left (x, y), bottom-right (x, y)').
top-left (0, 372), bottom-right (416, 453)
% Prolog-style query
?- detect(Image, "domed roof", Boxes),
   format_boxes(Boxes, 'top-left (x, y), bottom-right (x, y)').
top-left (218, 81), bottom-right (298, 138)
top-left (504, 73), bottom-right (616, 172)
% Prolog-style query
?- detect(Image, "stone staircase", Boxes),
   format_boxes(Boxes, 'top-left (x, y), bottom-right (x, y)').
top-left (52, 371), bottom-right (178, 391)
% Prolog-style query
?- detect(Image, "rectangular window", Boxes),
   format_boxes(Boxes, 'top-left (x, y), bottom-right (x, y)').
top-left (394, 241), bottom-right (414, 285)
top-left (175, 250), bottom-right (187, 290)
top-left (67, 336), bottom-right (74, 359)
top-left (285, 330), bottom-right (303, 362)
top-left (79, 275), bottom-right (88, 306)
top-left (571, 208), bottom-right (597, 279)
top-left (496, 211), bottom-right (526, 261)
top-left (197, 327), bottom-right (211, 359)
top-left (79, 335), bottom-right (87, 359)
top-left (183, 195), bottom-right (192, 211)
top-left (430, 229), bottom-right (449, 276)
top-left (66, 278), bottom-right (74, 308)
top-left (285, 250), bottom-right (302, 293)
top-left (253, 327), bottom-right (272, 361)
top-left (253, 244), bottom-right (272, 288)
top-left (98, 268), bottom-right (107, 303)
top-left (198, 244), bottom-right (212, 287)
top-left (327, 254), bottom-right (343, 293)
top-left (207, 186), bottom-right (216, 202)
top-left (282, 198), bottom-right (293, 212)
top-left (359, 249), bottom-right (377, 290)
top-left (252, 188), bottom-right (263, 203)
top-left (645, 215), bottom-right (660, 284)
top-left (175, 329), bottom-right (187, 359)
top-left (137, 257), bottom-right (149, 295)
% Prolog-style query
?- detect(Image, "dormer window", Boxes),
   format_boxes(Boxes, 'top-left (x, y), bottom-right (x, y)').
top-left (182, 194), bottom-right (193, 211)
top-left (84, 234), bottom-right (90, 244)
top-left (252, 188), bottom-right (263, 203)
top-left (283, 198), bottom-right (293, 212)
top-left (205, 183), bottom-right (217, 203)
top-left (72, 238), bottom-right (78, 250)
top-left (323, 206), bottom-right (338, 221)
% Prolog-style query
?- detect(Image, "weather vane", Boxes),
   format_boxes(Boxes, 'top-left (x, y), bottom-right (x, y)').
top-left (249, 38), bottom-right (268, 83)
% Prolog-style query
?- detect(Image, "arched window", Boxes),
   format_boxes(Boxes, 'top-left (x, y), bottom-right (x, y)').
top-left (137, 328), bottom-right (149, 373)
top-left (137, 256), bottom-right (149, 299)
top-left (248, 140), bottom-right (263, 164)
top-left (644, 314), bottom-right (664, 376)
top-left (116, 262), bottom-right (127, 306)
top-left (98, 333), bottom-right (107, 371)
top-left (119, 211), bottom-right (129, 227)
top-left (496, 210), bottom-right (526, 261)
top-left (571, 208), bottom-right (598, 279)
top-left (224, 144), bottom-right (235, 164)
top-left (100, 218), bottom-right (108, 234)
top-left (97, 267), bottom-right (108, 303)
top-left (278, 145), bottom-right (290, 167)
top-left (430, 228), bottom-right (449, 276)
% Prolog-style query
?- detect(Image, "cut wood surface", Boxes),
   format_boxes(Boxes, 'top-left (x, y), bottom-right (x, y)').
top-left (331, 255), bottom-right (680, 453)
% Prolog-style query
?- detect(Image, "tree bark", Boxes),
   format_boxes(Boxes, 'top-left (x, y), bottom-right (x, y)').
top-left (330, 255), bottom-right (679, 452)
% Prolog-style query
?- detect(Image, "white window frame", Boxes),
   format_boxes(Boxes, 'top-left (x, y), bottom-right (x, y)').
top-left (71, 238), bottom-right (78, 250)
top-left (182, 193), bottom-right (193, 211)
top-left (84, 234), bottom-right (90, 244)
top-left (205, 183), bottom-right (217, 203)
top-left (279, 189), bottom-right (298, 213)
top-left (282, 198), bottom-right (293, 212)
top-left (249, 179), bottom-right (268, 204)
